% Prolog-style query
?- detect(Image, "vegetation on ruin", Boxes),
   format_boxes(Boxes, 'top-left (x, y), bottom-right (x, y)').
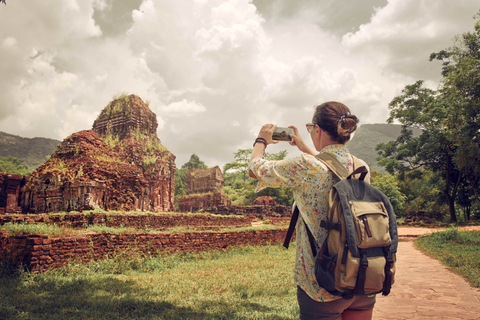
top-left (416, 228), bottom-right (480, 288)
top-left (103, 131), bottom-right (121, 148)
top-left (0, 244), bottom-right (298, 319)
top-left (91, 150), bottom-right (127, 165)
top-left (101, 92), bottom-right (133, 118)
top-left (0, 219), bottom-right (284, 237)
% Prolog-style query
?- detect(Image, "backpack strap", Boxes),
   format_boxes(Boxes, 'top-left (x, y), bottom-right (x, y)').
top-left (315, 153), bottom-right (350, 180)
top-left (283, 205), bottom-right (299, 249)
top-left (350, 156), bottom-right (369, 181)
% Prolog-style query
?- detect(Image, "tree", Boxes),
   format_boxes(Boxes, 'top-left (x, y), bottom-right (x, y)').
top-left (370, 173), bottom-right (406, 215)
top-left (430, 13), bottom-right (480, 205)
top-left (0, 156), bottom-right (30, 175)
top-left (223, 149), bottom-right (252, 183)
top-left (377, 14), bottom-right (480, 223)
top-left (377, 81), bottom-right (461, 223)
top-left (395, 169), bottom-right (446, 219)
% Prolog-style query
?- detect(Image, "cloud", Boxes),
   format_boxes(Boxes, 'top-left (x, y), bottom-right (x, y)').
top-left (160, 99), bottom-right (207, 118)
top-left (342, 0), bottom-right (480, 81)
top-left (0, 0), bottom-right (478, 169)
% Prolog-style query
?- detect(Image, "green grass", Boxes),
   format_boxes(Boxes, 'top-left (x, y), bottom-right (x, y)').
top-left (0, 222), bottom-right (285, 237)
top-left (0, 244), bottom-right (298, 319)
top-left (415, 228), bottom-right (480, 288)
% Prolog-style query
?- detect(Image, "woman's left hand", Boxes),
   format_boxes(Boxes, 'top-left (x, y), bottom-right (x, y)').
top-left (289, 125), bottom-right (315, 155)
top-left (257, 123), bottom-right (279, 146)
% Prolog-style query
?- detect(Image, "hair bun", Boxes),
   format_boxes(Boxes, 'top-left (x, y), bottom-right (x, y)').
top-left (337, 113), bottom-right (358, 137)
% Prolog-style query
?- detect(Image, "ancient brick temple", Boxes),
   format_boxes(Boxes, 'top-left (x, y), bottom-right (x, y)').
top-left (0, 174), bottom-right (25, 214)
top-left (178, 166), bottom-right (231, 212)
top-left (20, 95), bottom-right (176, 213)
top-left (186, 166), bottom-right (224, 194)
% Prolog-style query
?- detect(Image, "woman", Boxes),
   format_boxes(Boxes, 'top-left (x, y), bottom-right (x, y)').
top-left (249, 101), bottom-right (374, 320)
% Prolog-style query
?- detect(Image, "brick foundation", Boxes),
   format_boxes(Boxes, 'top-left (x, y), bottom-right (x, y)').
top-left (0, 213), bottom-right (257, 230)
top-left (0, 228), bottom-right (294, 273)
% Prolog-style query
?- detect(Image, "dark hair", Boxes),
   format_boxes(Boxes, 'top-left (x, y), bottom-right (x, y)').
top-left (312, 101), bottom-right (359, 144)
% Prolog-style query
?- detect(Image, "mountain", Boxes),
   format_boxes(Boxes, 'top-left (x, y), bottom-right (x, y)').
top-left (0, 131), bottom-right (61, 171)
top-left (1, 123), bottom-right (417, 175)
top-left (348, 123), bottom-right (422, 173)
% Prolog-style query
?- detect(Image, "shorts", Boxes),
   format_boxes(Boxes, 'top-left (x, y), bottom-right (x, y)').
top-left (297, 286), bottom-right (376, 320)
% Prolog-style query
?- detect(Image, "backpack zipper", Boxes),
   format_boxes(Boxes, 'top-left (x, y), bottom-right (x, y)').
top-left (361, 216), bottom-right (373, 237)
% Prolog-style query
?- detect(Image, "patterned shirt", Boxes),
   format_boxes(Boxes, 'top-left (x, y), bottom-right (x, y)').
top-left (249, 143), bottom-right (369, 302)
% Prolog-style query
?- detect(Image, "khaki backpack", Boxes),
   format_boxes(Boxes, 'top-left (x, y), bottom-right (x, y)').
top-left (284, 153), bottom-right (398, 298)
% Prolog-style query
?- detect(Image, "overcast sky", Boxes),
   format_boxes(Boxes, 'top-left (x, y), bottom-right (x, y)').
top-left (0, 0), bottom-right (479, 169)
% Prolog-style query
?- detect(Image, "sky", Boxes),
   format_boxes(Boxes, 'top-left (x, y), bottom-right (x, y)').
top-left (0, 0), bottom-right (479, 169)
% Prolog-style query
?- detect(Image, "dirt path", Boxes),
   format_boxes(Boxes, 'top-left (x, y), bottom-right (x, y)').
top-left (373, 226), bottom-right (480, 320)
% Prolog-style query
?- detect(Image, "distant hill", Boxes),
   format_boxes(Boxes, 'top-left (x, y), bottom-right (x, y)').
top-left (348, 123), bottom-right (422, 173)
top-left (1, 123), bottom-right (418, 175)
top-left (0, 131), bottom-right (61, 171)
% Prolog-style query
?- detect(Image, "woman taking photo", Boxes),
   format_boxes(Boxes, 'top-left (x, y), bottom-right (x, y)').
top-left (249, 101), bottom-right (374, 320)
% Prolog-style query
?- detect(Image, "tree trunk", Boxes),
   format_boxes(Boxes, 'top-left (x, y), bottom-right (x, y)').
top-left (445, 194), bottom-right (457, 223)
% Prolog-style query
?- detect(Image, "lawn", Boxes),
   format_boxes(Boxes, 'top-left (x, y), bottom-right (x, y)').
top-left (415, 228), bottom-right (480, 288)
top-left (0, 244), bottom-right (299, 320)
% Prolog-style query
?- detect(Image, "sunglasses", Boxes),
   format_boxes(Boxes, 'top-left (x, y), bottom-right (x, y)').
top-left (306, 123), bottom-right (316, 133)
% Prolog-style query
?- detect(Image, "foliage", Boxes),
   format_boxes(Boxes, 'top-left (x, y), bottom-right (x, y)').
top-left (0, 156), bottom-right (31, 175)
top-left (223, 148), bottom-right (252, 183)
top-left (223, 149), bottom-right (293, 206)
top-left (0, 244), bottom-right (298, 319)
top-left (0, 132), bottom-right (59, 171)
top-left (223, 180), bottom-right (256, 206)
top-left (431, 15), bottom-right (480, 214)
top-left (142, 154), bottom-right (158, 169)
top-left (370, 172), bottom-right (406, 215)
top-left (376, 14), bottom-right (480, 223)
top-left (103, 131), bottom-right (120, 148)
top-left (141, 137), bottom-right (167, 169)
top-left (416, 229), bottom-right (480, 288)
top-left (396, 169), bottom-right (447, 219)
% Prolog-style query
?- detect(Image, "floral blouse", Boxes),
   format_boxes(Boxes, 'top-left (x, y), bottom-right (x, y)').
top-left (249, 143), bottom-right (370, 302)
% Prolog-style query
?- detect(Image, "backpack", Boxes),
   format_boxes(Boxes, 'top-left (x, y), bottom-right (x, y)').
top-left (283, 153), bottom-right (398, 299)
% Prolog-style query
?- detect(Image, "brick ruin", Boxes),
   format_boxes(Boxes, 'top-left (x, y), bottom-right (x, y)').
top-left (0, 212), bottom-right (292, 272)
top-left (177, 167), bottom-right (291, 218)
top-left (0, 174), bottom-right (25, 214)
top-left (177, 166), bottom-right (231, 212)
top-left (186, 166), bottom-right (224, 194)
top-left (7, 95), bottom-right (176, 214)
top-left (252, 196), bottom-right (278, 206)
top-left (0, 96), bottom-right (296, 273)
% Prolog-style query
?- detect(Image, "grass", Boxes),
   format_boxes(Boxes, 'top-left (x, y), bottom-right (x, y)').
top-left (0, 244), bottom-right (298, 320)
top-left (415, 228), bottom-right (480, 288)
top-left (0, 221), bottom-right (286, 237)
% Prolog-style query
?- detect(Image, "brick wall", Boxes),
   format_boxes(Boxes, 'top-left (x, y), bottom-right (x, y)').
top-left (0, 213), bottom-right (254, 230)
top-left (0, 228), bottom-right (294, 273)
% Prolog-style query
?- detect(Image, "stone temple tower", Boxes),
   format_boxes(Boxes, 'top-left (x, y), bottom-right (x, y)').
top-left (21, 94), bottom-right (176, 213)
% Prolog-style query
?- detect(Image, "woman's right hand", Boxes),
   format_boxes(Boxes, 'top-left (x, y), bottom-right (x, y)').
top-left (289, 125), bottom-right (315, 155)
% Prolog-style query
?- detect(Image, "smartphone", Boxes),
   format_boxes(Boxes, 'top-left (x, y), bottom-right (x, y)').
top-left (272, 127), bottom-right (294, 141)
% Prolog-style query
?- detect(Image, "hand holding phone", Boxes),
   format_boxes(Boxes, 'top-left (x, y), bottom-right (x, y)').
top-left (272, 127), bottom-right (294, 141)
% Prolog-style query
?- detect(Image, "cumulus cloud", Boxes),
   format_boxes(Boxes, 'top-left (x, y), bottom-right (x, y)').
top-left (0, 0), bottom-right (478, 168)
top-left (160, 99), bottom-right (207, 118)
top-left (342, 0), bottom-right (480, 81)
